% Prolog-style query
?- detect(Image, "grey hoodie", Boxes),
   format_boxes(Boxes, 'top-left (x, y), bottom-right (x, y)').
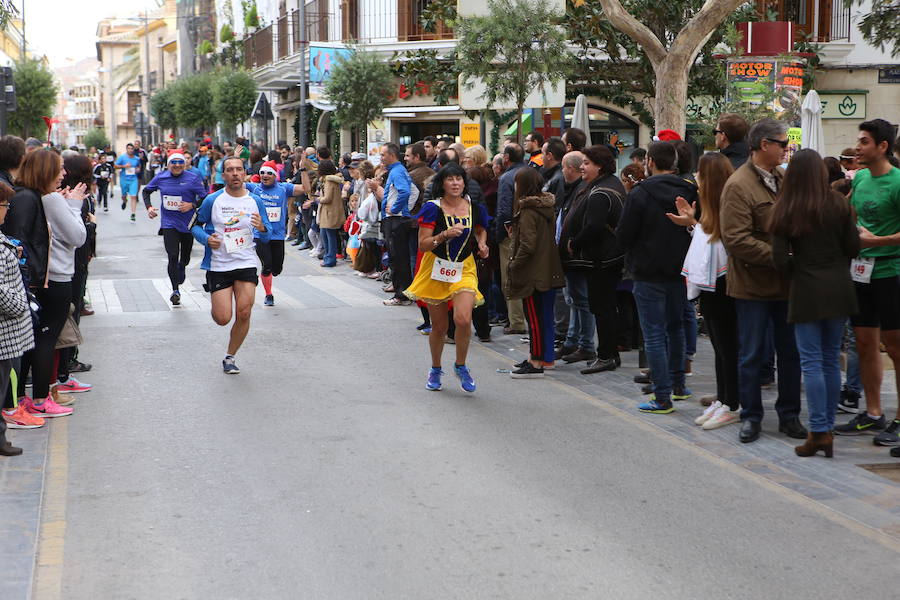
top-left (41, 192), bottom-right (86, 283)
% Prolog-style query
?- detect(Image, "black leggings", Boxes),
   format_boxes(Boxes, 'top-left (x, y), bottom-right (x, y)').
top-left (587, 265), bottom-right (622, 360)
top-left (163, 229), bottom-right (193, 291)
top-left (255, 240), bottom-right (285, 276)
top-left (19, 281), bottom-right (72, 400)
top-left (698, 278), bottom-right (740, 410)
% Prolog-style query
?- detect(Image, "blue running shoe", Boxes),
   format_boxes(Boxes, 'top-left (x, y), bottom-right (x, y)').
top-left (454, 364), bottom-right (476, 393)
top-left (264, 294), bottom-right (275, 306)
top-left (638, 395), bottom-right (674, 414)
top-left (672, 386), bottom-right (693, 401)
top-left (426, 367), bottom-right (443, 391)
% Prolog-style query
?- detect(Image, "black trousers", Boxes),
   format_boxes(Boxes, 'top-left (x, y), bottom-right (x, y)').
top-left (163, 229), bottom-right (193, 291)
top-left (587, 264), bottom-right (622, 360)
top-left (96, 180), bottom-right (109, 208)
top-left (58, 266), bottom-right (89, 381)
top-left (384, 217), bottom-right (413, 299)
top-left (20, 281), bottom-right (71, 400)
top-left (698, 277), bottom-right (740, 410)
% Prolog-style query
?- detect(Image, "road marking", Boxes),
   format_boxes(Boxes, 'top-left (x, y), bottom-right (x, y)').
top-left (299, 274), bottom-right (379, 307)
top-left (32, 418), bottom-right (69, 600)
top-left (468, 342), bottom-right (900, 554)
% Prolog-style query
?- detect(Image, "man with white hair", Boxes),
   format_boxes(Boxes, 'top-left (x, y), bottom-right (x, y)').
top-left (142, 152), bottom-right (208, 305)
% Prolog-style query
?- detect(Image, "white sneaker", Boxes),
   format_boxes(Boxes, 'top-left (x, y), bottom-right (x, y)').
top-left (702, 404), bottom-right (740, 430)
top-left (695, 400), bottom-right (722, 425)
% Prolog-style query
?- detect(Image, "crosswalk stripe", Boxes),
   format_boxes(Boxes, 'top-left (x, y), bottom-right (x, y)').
top-left (298, 275), bottom-right (381, 307)
top-left (84, 272), bottom-right (382, 313)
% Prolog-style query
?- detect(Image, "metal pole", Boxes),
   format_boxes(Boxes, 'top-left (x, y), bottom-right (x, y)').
top-left (19, 0), bottom-right (25, 60)
top-left (298, 1), bottom-right (308, 148)
top-left (143, 11), bottom-right (152, 145)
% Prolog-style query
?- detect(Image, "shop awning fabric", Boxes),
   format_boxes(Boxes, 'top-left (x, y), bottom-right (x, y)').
top-left (504, 112), bottom-right (533, 136)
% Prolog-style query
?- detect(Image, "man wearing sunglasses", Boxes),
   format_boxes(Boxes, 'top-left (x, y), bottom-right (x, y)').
top-left (720, 118), bottom-right (805, 444)
top-left (141, 152), bottom-right (208, 306)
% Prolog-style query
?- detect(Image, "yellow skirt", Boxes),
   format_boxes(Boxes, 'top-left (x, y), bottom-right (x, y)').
top-left (403, 252), bottom-right (484, 306)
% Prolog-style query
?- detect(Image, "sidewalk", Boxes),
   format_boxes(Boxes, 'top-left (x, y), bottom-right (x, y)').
top-left (0, 425), bottom-right (50, 599)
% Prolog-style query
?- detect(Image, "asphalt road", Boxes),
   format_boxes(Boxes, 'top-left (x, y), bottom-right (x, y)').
top-left (13, 195), bottom-right (900, 599)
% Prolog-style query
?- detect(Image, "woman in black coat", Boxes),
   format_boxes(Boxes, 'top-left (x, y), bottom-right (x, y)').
top-left (771, 149), bottom-right (860, 459)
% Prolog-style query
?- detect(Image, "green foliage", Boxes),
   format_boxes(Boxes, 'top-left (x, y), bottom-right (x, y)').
top-left (8, 58), bottom-right (58, 139)
top-left (150, 85), bottom-right (178, 131)
top-left (220, 24), bottom-right (234, 43)
top-left (419, 0), bottom-right (457, 32)
top-left (211, 69), bottom-right (257, 131)
top-left (456, 0), bottom-right (573, 142)
top-left (564, 0), bottom-right (758, 128)
top-left (198, 39), bottom-right (215, 55)
top-left (391, 49), bottom-right (460, 107)
top-left (242, 0), bottom-right (259, 30)
top-left (83, 128), bottom-right (110, 151)
top-left (847, 0), bottom-right (900, 57)
top-left (113, 45), bottom-right (141, 95)
top-left (323, 49), bottom-right (394, 144)
top-left (172, 73), bottom-right (216, 130)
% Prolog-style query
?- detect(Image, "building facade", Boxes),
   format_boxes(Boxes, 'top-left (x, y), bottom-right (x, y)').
top-left (235, 0), bottom-right (898, 163)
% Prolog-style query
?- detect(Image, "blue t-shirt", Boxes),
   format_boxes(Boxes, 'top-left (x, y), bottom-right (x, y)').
top-left (115, 154), bottom-right (141, 181)
top-left (246, 182), bottom-right (294, 240)
top-left (144, 170), bottom-right (208, 233)
top-left (197, 156), bottom-right (210, 179)
top-left (214, 160), bottom-right (225, 185)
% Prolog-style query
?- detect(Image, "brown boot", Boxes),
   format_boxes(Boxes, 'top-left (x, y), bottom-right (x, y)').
top-left (794, 431), bottom-right (833, 458)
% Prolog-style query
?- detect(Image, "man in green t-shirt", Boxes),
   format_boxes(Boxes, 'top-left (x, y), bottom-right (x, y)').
top-left (836, 119), bottom-right (900, 446)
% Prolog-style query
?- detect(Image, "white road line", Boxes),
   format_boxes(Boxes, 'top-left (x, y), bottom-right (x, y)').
top-left (300, 275), bottom-right (380, 307)
top-left (99, 280), bottom-right (123, 313)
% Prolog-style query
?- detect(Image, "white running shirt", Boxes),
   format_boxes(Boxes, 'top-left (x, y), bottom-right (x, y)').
top-left (210, 191), bottom-right (261, 272)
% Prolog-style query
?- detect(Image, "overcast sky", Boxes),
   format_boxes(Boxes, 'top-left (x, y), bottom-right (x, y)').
top-left (22, 0), bottom-right (162, 68)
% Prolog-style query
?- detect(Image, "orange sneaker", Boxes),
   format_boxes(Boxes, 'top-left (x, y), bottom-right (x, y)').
top-left (2, 403), bottom-right (45, 429)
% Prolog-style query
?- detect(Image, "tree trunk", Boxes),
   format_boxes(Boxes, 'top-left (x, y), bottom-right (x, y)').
top-left (652, 57), bottom-right (690, 135)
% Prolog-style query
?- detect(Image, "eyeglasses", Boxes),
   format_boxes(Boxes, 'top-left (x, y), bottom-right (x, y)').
top-left (764, 138), bottom-right (789, 148)
top-left (0, 203), bottom-right (9, 208)
top-left (712, 129), bottom-right (724, 135)
top-left (169, 160), bottom-right (185, 165)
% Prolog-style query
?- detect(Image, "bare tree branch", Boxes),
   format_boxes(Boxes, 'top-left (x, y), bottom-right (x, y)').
top-left (595, 0), bottom-right (667, 65)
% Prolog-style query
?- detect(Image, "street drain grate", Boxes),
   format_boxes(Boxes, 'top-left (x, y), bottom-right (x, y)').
top-left (858, 463), bottom-right (900, 484)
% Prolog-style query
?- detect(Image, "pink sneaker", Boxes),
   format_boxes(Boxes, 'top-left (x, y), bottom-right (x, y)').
top-left (25, 396), bottom-right (73, 418)
top-left (57, 376), bottom-right (92, 393)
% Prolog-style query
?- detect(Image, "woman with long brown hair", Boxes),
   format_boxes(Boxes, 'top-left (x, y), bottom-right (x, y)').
top-left (2, 149), bottom-right (86, 420)
top-left (667, 152), bottom-right (739, 430)
top-left (770, 149), bottom-right (859, 458)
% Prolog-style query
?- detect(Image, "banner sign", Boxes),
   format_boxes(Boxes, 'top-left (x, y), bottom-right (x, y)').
top-left (461, 123), bottom-right (480, 147)
top-left (308, 46), bottom-right (353, 102)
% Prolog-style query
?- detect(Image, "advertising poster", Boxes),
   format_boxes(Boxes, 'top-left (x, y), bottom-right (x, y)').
top-left (726, 58), bottom-right (804, 121)
top-left (308, 46), bottom-right (353, 102)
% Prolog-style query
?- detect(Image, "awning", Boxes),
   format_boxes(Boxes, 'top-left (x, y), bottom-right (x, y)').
top-left (504, 112), bottom-right (533, 136)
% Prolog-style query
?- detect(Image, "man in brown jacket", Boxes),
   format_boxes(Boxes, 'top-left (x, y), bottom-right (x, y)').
top-left (405, 142), bottom-right (435, 202)
top-left (720, 118), bottom-right (806, 444)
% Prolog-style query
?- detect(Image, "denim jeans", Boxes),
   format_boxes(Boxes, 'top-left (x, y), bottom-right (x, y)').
top-left (632, 280), bottom-right (686, 402)
top-left (564, 271), bottom-right (594, 350)
top-left (683, 299), bottom-right (698, 358)
top-left (320, 227), bottom-right (338, 267)
top-left (843, 320), bottom-right (861, 393)
top-left (734, 299), bottom-right (802, 423)
top-left (795, 318), bottom-right (844, 432)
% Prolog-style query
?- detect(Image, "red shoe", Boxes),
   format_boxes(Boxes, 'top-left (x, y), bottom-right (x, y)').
top-left (2, 403), bottom-right (45, 429)
top-left (24, 396), bottom-right (73, 418)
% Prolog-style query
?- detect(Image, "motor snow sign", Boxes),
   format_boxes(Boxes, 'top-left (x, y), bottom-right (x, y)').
top-left (726, 58), bottom-right (804, 120)
top-left (818, 92), bottom-right (867, 120)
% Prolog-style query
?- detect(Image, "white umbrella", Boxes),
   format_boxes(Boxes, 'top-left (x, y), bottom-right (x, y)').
top-left (801, 90), bottom-right (824, 155)
top-left (571, 94), bottom-right (592, 145)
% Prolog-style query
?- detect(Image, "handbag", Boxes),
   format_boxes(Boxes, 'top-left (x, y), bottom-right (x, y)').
top-left (55, 304), bottom-right (83, 349)
top-left (352, 240), bottom-right (378, 273)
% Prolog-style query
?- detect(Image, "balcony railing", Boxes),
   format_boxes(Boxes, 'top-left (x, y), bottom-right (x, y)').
top-left (244, 3), bottom-right (454, 70)
top-left (827, 4), bottom-right (851, 41)
top-left (244, 24), bottom-right (273, 69)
